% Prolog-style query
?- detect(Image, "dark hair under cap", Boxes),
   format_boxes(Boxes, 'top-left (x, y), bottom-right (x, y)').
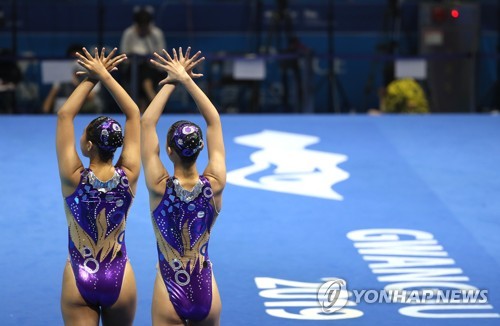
top-left (167, 120), bottom-right (203, 162)
top-left (86, 116), bottom-right (124, 161)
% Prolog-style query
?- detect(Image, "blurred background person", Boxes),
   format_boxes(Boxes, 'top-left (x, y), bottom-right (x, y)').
top-left (0, 48), bottom-right (22, 114)
top-left (42, 44), bottom-right (103, 114)
top-left (120, 5), bottom-right (166, 112)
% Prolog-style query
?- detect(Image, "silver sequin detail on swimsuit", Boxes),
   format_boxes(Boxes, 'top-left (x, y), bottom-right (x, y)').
top-left (86, 170), bottom-right (120, 193)
top-left (173, 178), bottom-right (203, 203)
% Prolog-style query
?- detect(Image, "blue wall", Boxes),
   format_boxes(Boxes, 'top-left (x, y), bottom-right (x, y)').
top-left (0, 0), bottom-right (498, 112)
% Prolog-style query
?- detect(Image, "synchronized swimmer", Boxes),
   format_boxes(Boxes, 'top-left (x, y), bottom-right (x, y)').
top-left (56, 46), bottom-right (224, 326)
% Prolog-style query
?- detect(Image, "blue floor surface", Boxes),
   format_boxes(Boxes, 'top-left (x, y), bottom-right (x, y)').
top-left (0, 114), bottom-right (499, 325)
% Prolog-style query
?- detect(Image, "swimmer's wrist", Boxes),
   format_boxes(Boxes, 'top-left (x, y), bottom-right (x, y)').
top-left (83, 77), bottom-right (99, 85)
top-left (86, 76), bottom-right (99, 84)
top-left (99, 71), bottom-right (113, 83)
top-left (178, 73), bottom-right (192, 85)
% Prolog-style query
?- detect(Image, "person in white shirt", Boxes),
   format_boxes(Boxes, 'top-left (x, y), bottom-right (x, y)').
top-left (120, 6), bottom-right (166, 112)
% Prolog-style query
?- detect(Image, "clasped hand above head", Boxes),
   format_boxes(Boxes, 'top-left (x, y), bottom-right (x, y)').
top-left (150, 47), bottom-right (205, 85)
top-left (75, 47), bottom-right (128, 81)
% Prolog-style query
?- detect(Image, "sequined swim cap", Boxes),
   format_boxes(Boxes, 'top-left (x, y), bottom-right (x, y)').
top-left (87, 116), bottom-right (124, 153)
top-left (169, 121), bottom-right (203, 158)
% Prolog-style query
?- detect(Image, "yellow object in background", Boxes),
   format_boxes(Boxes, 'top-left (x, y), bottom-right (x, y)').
top-left (381, 78), bottom-right (430, 113)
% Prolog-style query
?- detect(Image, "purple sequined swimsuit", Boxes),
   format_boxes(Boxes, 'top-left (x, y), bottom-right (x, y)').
top-left (64, 167), bottom-right (132, 307)
top-left (152, 176), bottom-right (216, 322)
